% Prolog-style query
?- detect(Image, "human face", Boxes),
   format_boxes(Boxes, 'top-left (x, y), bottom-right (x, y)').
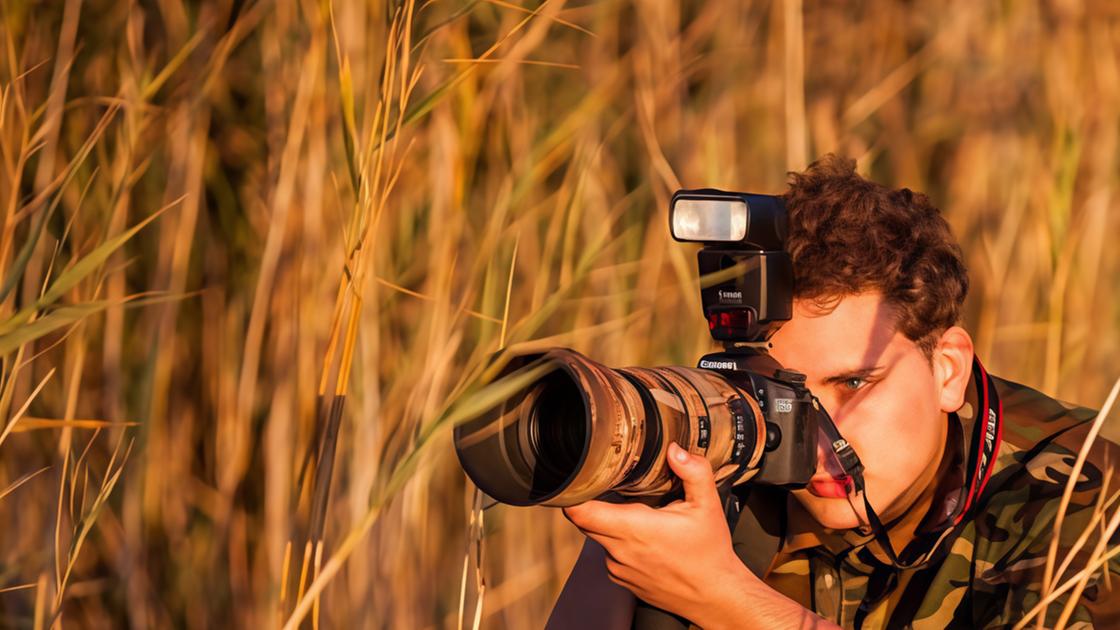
top-left (767, 293), bottom-right (949, 531)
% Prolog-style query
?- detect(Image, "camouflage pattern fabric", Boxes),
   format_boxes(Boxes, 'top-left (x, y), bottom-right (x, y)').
top-left (755, 372), bottom-right (1120, 629)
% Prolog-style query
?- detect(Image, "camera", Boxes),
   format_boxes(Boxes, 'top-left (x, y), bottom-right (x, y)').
top-left (453, 189), bottom-right (849, 507)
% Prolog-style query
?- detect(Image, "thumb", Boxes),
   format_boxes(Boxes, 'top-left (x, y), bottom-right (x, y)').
top-left (666, 442), bottom-right (719, 509)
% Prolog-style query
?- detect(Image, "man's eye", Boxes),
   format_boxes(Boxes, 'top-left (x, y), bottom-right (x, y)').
top-left (842, 377), bottom-right (866, 391)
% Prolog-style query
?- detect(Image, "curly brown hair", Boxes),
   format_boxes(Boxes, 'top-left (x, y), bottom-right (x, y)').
top-left (782, 155), bottom-right (969, 355)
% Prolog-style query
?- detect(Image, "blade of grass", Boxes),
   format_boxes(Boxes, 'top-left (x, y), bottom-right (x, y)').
top-left (0, 466), bottom-right (49, 502)
top-left (0, 293), bottom-right (181, 357)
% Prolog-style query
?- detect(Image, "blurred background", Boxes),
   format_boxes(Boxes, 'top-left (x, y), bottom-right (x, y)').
top-left (1, 0), bottom-right (1117, 627)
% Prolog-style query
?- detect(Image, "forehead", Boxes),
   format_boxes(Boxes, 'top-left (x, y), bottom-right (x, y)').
top-left (768, 293), bottom-right (909, 375)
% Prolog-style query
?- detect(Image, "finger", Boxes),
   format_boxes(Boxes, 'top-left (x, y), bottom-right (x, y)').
top-left (603, 569), bottom-right (641, 594)
top-left (562, 501), bottom-right (651, 538)
top-left (604, 554), bottom-right (631, 583)
top-left (578, 528), bottom-right (624, 555)
top-left (602, 553), bottom-right (642, 593)
top-left (666, 442), bottom-right (720, 510)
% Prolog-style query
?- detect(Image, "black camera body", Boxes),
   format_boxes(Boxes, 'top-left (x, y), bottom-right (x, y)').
top-left (695, 350), bottom-right (817, 487)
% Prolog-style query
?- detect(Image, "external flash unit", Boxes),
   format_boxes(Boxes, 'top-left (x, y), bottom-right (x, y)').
top-left (667, 188), bottom-right (792, 341)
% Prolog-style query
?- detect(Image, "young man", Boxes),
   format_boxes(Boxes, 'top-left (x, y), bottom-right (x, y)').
top-left (548, 156), bottom-right (1120, 628)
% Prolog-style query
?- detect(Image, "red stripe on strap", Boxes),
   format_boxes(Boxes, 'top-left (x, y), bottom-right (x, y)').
top-left (953, 360), bottom-right (996, 525)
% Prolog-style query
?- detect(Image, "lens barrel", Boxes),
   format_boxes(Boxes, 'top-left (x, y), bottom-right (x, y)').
top-left (453, 348), bottom-right (766, 507)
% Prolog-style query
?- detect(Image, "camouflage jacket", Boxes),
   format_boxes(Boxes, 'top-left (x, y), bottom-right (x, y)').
top-left (750, 372), bottom-right (1120, 629)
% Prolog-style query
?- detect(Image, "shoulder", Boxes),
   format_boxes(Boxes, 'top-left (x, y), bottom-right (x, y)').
top-left (986, 374), bottom-right (1113, 508)
top-left (958, 375), bottom-right (1120, 624)
top-left (994, 375), bottom-right (1098, 451)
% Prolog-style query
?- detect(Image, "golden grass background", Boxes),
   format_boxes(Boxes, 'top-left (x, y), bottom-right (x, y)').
top-left (0, 0), bottom-right (1118, 627)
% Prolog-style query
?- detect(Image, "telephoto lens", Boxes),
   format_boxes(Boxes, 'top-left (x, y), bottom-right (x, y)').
top-left (453, 348), bottom-right (767, 507)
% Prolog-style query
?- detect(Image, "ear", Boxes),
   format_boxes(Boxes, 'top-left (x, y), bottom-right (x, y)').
top-left (932, 326), bottom-right (974, 413)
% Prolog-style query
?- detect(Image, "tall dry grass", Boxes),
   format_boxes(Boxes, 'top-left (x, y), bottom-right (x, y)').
top-left (0, 0), bottom-right (1117, 628)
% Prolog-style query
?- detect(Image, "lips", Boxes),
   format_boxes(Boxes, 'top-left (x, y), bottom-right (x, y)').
top-left (813, 429), bottom-right (857, 499)
top-left (808, 475), bottom-right (853, 499)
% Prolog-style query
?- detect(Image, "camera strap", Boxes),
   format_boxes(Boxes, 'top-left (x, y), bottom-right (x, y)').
top-left (813, 406), bottom-right (919, 568)
top-left (814, 356), bottom-right (1004, 570)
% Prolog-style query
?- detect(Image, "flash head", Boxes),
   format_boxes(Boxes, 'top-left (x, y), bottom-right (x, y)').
top-left (670, 189), bottom-right (787, 250)
top-left (671, 196), bottom-right (748, 242)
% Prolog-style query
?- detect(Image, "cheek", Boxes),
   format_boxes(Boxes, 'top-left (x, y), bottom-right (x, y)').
top-left (842, 383), bottom-right (943, 478)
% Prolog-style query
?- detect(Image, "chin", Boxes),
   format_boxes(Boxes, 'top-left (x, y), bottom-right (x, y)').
top-left (792, 491), bottom-right (862, 530)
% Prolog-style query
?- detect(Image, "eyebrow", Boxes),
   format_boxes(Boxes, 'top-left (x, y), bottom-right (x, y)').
top-left (820, 365), bottom-right (885, 386)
